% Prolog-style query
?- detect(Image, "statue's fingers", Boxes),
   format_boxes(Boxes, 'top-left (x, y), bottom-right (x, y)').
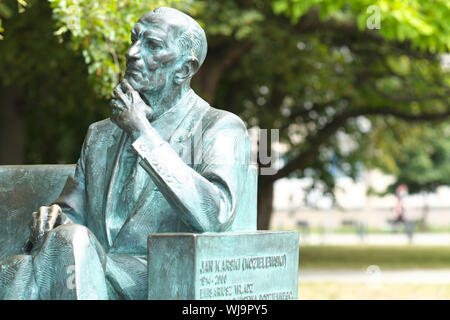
top-left (37, 206), bottom-right (49, 234)
top-left (110, 112), bottom-right (117, 124)
top-left (52, 204), bottom-right (62, 212)
top-left (113, 85), bottom-right (130, 108)
top-left (122, 79), bottom-right (135, 95)
top-left (113, 84), bottom-right (124, 97)
top-left (110, 112), bottom-right (125, 129)
top-left (132, 90), bottom-right (144, 105)
top-left (110, 99), bottom-right (126, 112)
top-left (29, 211), bottom-right (38, 229)
top-left (120, 80), bottom-right (139, 105)
top-left (46, 204), bottom-right (61, 231)
top-left (122, 79), bottom-right (145, 106)
top-left (27, 211), bottom-right (41, 250)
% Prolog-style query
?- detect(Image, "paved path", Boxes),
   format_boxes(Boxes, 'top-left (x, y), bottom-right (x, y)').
top-left (299, 269), bottom-right (450, 284)
top-left (300, 233), bottom-right (450, 246)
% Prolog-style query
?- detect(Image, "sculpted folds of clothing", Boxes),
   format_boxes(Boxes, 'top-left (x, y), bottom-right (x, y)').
top-left (0, 224), bottom-right (147, 300)
top-left (55, 90), bottom-right (250, 256)
top-left (0, 90), bottom-right (250, 299)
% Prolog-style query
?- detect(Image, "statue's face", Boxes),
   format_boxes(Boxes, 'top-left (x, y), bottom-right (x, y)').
top-left (124, 14), bottom-right (181, 94)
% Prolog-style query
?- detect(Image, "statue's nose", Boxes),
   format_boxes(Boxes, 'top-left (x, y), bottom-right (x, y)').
top-left (126, 40), bottom-right (141, 61)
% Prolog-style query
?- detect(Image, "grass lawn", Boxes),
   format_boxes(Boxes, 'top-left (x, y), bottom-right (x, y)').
top-left (300, 245), bottom-right (450, 270)
top-left (298, 245), bottom-right (450, 299)
top-left (299, 282), bottom-right (450, 300)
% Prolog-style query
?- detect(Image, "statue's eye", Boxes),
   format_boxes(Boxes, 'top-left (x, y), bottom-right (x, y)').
top-left (131, 34), bottom-right (137, 43)
top-left (147, 39), bottom-right (163, 50)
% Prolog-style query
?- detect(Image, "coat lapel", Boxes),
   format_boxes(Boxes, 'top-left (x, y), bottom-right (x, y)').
top-left (103, 127), bottom-right (127, 246)
top-left (111, 91), bottom-right (209, 249)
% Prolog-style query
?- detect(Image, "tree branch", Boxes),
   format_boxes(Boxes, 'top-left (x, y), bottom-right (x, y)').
top-left (195, 41), bottom-right (253, 103)
top-left (267, 107), bottom-right (450, 182)
top-left (294, 9), bottom-right (436, 60)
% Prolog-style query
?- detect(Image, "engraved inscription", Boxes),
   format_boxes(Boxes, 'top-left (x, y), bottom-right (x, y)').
top-left (197, 254), bottom-right (293, 300)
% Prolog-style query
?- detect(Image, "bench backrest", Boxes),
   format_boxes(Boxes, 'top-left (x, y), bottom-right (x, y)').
top-left (0, 165), bottom-right (75, 261)
top-left (0, 164), bottom-right (257, 261)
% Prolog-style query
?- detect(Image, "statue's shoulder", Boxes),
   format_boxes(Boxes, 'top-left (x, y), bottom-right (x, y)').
top-left (88, 118), bottom-right (116, 131)
top-left (82, 118), bottom-right (120, 145)
top-left (188, 91), bottom-right (247, 137)
top-left (86, 118), bottom-right (118, 136)
top-left (202, 104), bottom-right (248, 135)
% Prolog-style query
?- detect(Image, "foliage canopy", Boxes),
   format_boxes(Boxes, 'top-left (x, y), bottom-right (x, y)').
top-left (0, 0), bottom-right (449, 226)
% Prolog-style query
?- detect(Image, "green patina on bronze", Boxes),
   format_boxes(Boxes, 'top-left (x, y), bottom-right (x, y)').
top-left (0, 7), bottom-right (298, 300)
top-left (0, 165), bottom-right (75, 262)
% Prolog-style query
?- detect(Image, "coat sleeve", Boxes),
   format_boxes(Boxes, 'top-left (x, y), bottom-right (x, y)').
top-left (52, 129), bottom-right (90, 226)
top-left (132, 113), bottom-right (250, 232)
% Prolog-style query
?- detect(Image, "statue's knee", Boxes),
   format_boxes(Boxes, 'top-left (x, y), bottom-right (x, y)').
top-left (43, 224), bottom-right (106, 264)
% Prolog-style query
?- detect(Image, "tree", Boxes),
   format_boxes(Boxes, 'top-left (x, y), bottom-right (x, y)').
top-left (1, 0), bottom-right (449, 229)
top-left (0, 0), bottom-right (109, 164)
top-left (364, 122), bottom-right (450, 229)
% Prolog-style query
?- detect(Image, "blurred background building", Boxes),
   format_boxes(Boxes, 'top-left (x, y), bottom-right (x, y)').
top-left (272, 170), bottom-right (450, 232)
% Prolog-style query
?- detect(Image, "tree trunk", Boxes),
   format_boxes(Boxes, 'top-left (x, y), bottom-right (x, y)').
top-left (193, 41), bottom-right (253, 105)
top-left (257, 176), bottom-right (274, 230)
top-left (193, 62), bottom-right (222, 104)
top-left (0, 87), bottom-right (25, 165)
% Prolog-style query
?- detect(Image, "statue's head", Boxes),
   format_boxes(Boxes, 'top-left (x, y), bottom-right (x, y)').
top-left (124, 7), bottom-right (207, 96)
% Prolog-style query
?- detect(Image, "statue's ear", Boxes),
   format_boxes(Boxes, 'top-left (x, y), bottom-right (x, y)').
top-left (175, 57), bottom-right (200, 84)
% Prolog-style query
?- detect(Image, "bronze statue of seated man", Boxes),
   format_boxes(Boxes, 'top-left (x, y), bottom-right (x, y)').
top-left (0, 7), bottom-right (250, 300)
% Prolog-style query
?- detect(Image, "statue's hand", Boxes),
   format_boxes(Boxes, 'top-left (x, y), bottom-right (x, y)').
top-left (22, 204), bottom-right (61, 254)
top-left (110, 79), bottom-right (153, 140)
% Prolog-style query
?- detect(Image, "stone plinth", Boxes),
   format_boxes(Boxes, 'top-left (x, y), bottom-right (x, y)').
top-left (147, 231), bottom-right (299, 300)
